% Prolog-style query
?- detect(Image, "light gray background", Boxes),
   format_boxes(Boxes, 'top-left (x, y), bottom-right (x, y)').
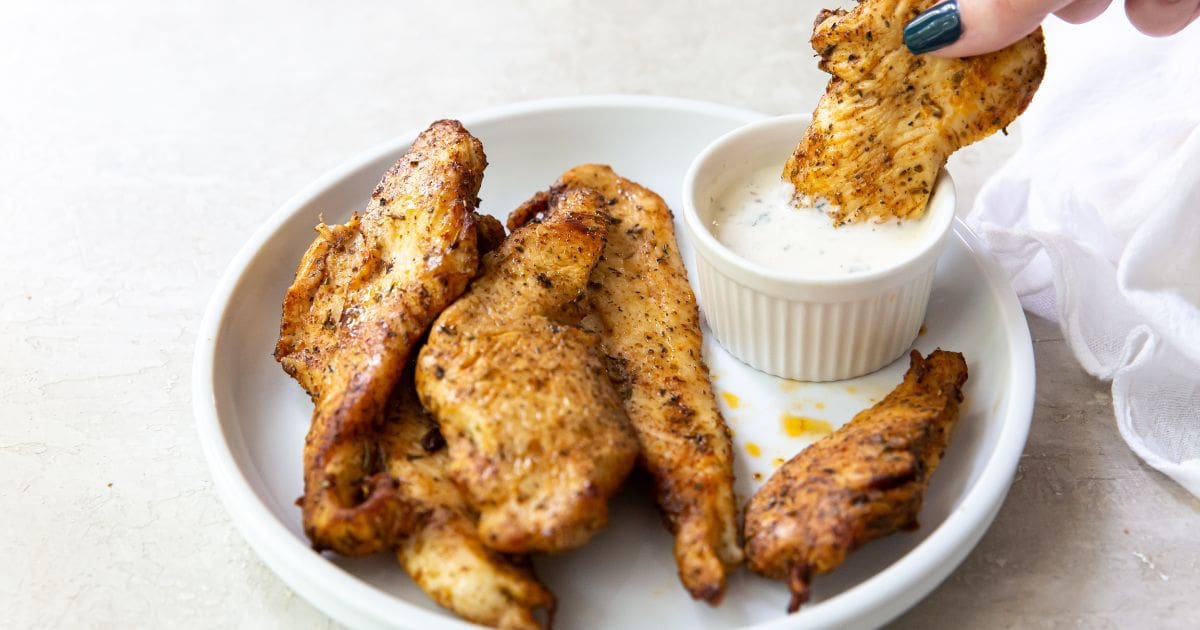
top-left (2, 1), bottom-right (1196, 628)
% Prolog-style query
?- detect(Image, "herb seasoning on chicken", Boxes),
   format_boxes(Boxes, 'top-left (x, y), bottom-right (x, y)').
top-left (744, 349), bottom-right (968, 611)
top-left (786, 0), bottom-right (1046, 224)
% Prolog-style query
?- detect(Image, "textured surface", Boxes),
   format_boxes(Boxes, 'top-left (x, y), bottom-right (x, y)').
top-left (785, 0), bottom-right (1045, 223)
top-left (277, 120), bottom-right (485, 556)
top-left (745, 350), bottom-right (968, 611)
top-left (382, 377), bottom-right (555, 630)
top-left (2, 1), bottom-right (1196, 629)
top-left (554, 165), bottom-right (742, 603)
top-left (417, 186), bottom-right (639, 554)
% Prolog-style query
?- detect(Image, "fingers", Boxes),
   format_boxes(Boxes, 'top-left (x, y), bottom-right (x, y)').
top-left (1125, 0), bottom-right (1200, 35)
top-left (1055, 0), bottom-right (1115, 23)
top-left (905, 0), bottom-right (1072, 56)
top-left (903, 0), bottom-right (1200, 58)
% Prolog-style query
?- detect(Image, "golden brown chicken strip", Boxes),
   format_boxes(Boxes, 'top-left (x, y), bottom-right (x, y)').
top-left (416, 187), bottom-right (640, 554)
top-left (525, 165), bottom-right (742, 604)
top-left (381, 375), bottom-right (555, 630)
top-left (785, 0), bottom-right (1046, 224)
top-left (743, 349), bottom-right (968, 611)
top-left (275, 120), bottom-right (486, 555)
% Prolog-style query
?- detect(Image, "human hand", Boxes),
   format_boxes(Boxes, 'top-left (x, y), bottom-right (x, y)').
top-left (903, 0), bottom-right (1200, 56)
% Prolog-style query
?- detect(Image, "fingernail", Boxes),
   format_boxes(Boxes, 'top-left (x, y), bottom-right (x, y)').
top-left (903, 0), bottom-right (962, 55)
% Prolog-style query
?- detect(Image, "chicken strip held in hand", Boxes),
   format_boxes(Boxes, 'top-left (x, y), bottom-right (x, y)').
top-left (528, 165), bottom-right (742, 604)
top-left (416, 186), bottom-right (640, 554)
top-left (381, 375), bottom-right (555, 630)
top-left (744, 349), bottom-right (968, 612)
top-left (786, 0), bottom-right (1046, 224)
top-left (274, 120), bottom-right (486, 555)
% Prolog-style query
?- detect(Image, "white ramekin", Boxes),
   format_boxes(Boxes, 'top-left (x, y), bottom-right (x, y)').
top-left (681, 114), bottom-right (956, 382)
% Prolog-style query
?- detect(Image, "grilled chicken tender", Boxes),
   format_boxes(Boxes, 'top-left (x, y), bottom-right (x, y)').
top-left (528, 165), bottom-right (742, 604)
top-left (275, 120), bottom-right (486, 555)
top-left (785, 0), bottom-right (1046, 224)
top-left (381, 376), bottom-right (556, 630)
top-left (744, 349), bottom-right (968, 611)
top-left (416, 187), bottom-right (640, 554)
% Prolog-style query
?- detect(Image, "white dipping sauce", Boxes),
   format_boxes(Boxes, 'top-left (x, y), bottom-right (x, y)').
top-left (710, 164), bottom-right (935, 276)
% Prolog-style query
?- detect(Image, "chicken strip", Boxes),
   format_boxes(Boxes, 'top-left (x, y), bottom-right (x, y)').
top-left (416, 186), bottom-right (640, 554)
top-left (275, 120), bottom-right (486, 555)
top-left (523, 165), bottom-right (742, 604)
top-left (381, 375), bottom-right (556, 630)
top-left (785, 0), bottom-right (1046, 224)
top-left (743, 349), bottom-right (968, 611)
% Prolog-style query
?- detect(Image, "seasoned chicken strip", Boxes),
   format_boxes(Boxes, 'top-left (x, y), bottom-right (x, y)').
top-left (786, 0), bottom-right (1046, 224)
top-left (416, 187), bottom-right (640, 554)
top-left (744, 349), bottom-right (968, 611)
top-left (275, 120), bottom-right (486, 555)
top-left (381, 375), bottom-right (555, 630)
top-left (523, 165), bottom-right (742, 604)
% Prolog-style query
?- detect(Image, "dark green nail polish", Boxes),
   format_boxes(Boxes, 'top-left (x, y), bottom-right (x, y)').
top-left (903, 0), bottom-right (962, 55)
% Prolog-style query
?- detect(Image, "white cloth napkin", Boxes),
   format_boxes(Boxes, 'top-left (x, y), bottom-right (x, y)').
top-left (969, 8), bottom-right (1200, 496)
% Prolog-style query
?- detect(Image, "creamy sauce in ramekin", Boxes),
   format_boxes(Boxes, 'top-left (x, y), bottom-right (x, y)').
top-left (710, 165), bottom-right (935, 276)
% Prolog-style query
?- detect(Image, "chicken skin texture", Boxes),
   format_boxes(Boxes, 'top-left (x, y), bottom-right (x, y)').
top-left (381, 375), bottom-right (556, 630)
top-left (416, 186), bottom-right (639, 554)
top-left (786, 0), bottom-right (1046, 224)
top-left (274, 120), bottom-right (486, 555)
top-left (527, 165), bottom-right (742, 604)
top-left (744, 349), bottom-right (968, 611)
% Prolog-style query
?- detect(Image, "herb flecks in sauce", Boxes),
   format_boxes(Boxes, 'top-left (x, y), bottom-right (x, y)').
top-left (710, 164), bottom-right (935, 276)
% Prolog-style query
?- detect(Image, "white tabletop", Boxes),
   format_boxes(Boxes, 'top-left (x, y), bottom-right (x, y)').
top-left (3, 1), bottom-right (1196, 628)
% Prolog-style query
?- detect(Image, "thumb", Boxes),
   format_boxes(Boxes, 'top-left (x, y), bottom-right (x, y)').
top-left (903, 0), bottom-right (1068, 57)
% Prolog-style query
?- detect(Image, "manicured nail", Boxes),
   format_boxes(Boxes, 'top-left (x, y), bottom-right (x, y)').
top-left (903, 0), bottom-right (962, 55)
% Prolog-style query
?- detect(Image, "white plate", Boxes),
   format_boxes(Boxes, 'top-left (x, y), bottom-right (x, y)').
top-left (194, 95), bottom-right (1035, 630)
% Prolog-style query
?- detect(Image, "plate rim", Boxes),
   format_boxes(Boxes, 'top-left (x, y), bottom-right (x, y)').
top-left (192, 94), bottom-right (1035, 630)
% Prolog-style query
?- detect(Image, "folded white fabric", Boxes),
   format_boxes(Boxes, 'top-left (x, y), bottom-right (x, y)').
top-left (969, 9), bottom-right (1200, 496)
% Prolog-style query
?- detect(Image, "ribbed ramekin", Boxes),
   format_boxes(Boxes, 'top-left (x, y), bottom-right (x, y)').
top-left (681, 114), bottom-right (956, 381)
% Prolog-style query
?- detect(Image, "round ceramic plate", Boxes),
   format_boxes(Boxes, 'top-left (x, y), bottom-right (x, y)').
top-left (194, 95), bottom-right (1035, 629)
